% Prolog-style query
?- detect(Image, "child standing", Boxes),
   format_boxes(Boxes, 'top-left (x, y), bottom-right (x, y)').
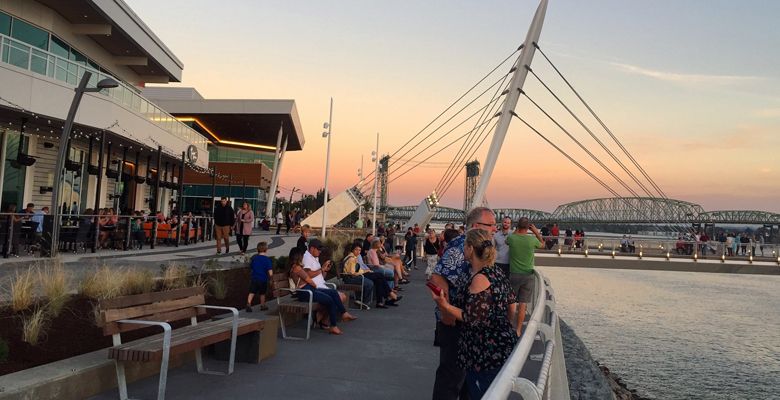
top-left (246, 242), bottom-right (273, 312)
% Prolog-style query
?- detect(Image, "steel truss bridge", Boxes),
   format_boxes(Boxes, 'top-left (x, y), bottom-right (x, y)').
top-left (384, 197), bottom-right (780, 226)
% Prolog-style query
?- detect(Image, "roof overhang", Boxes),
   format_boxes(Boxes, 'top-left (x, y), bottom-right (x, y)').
top-left (35, 0), bottom-right (183, 82)
top-left (147, 99), bottom-right (305, 152)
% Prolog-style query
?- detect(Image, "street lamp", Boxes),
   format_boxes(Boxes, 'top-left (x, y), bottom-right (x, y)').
top-left (321, 98), bottom-right (333, 237)
top-left (357, 157), bottom-right (363, 226)
top-left (371, 132), bottom-right (379, 236)
top-left (50, 72), bottom-right (118, 257)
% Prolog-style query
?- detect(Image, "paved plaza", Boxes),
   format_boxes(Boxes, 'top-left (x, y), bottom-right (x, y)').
top-left (88, 259), bottom-right (440, 400)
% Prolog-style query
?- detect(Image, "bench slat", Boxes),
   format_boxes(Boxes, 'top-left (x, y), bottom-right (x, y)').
top-left (102, 295), bottom-right (205, 323)
top-left (100, 287), bottom-right (205, 310)
top-left (103, 307), bottom-right (207, 336)
top-left (108, 318), bottom-right (264, 361)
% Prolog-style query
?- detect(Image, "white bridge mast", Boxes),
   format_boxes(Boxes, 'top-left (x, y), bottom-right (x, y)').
top-left (469, 0), bottom-right (548, 210)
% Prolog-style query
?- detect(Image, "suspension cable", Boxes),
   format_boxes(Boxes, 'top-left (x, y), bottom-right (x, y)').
top-left (360, 47), bottom-right (522, 185)
top-left (512, 113), bottom-right (682, 234)
top-left (525, 67), bottom-right (690, 234)
top-left (387, 116), bottom-right (499, 186)
top-left (360, 95), bottom-right (505, 195)
top-left (521, 91), bottom-right (643, 198)
top-left (533, 42), bottom-right (669, 199)
top-left (434, 53), bottom-right (521, 194)
top-left (439, 118), bottom-right (498, 198)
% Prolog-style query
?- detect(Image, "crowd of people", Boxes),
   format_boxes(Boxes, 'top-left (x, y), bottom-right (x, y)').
top-left (427, 208), bottom-right (549, 399)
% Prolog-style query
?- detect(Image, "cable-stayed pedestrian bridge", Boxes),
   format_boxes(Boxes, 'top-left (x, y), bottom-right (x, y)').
top-left (382, 198), bottom-right (780, 226)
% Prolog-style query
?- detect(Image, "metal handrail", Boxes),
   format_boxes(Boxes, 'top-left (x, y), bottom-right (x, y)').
top-left (483, 269), bottom-right (557, 399)
top-left (0, 212), bottom-right (215, 256)
top-left (0, 32), bottom-right (207, 153)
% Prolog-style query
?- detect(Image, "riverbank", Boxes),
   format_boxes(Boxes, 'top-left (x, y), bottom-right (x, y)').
top-left (560, 319), bottom-right (650, 400)
top-left (537, 253), bottom-right (780, 275)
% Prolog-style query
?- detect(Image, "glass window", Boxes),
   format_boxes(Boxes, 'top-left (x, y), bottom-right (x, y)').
top-left (7, 39), bottom-right (30, 69)
top-left (49, 35), bottom-right (69, 59)
top-left (0, 12), bottom-right (11, 36)
top-left (1, 133), bottom-right (27, 213)
top-left (69, 48), bottom-right (87, 66)
top-left (10, 18), bottom-right (48, 50)
top-left (30, 48), bottom-right (48, 75)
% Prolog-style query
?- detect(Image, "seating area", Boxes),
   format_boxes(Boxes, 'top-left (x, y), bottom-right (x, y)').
top-left (99, 287), bottom-right (264, 400)
top-left (90, 262), bottom-right (439, 400)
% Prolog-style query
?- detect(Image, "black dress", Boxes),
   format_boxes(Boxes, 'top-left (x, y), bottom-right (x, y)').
top-left (456, 265), bottom-right (518, 372)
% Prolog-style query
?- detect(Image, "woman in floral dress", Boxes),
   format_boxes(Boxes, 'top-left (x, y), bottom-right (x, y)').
top-left (431, 228), bottom-right (518, 399)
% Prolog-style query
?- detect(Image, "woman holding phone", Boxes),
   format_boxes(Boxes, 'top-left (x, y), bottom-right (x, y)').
top-left (429, 229), bottom-right (517, 399)
top-left (287, 247), bottom-right (356, 335)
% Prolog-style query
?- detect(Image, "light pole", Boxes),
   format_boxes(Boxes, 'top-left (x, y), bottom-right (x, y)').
top-left (50, 71), bottom-right (117, 257)
top-left (321, 98), bottom-right (333, 237)
top-left (357, 155), bottom-right (363, 226)
top-left (371, 132), bottom-right (379, 236)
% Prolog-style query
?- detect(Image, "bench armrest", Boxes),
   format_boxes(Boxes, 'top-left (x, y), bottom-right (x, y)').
top-left (194, 305), bottom-right (239, 316)
top-left (324, 282), bottom-right (337, 290)
top-left (116, 319), bottom-right (172, 332)
top-left (115, 319), bottom-right (172, 347)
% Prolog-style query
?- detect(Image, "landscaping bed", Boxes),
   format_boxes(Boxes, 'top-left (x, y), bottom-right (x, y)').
top-left (0, 261), bottom-right (263, 376)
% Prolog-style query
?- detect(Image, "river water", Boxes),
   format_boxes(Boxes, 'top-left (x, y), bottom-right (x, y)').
top-left (538, 266), bottom-right (780, 400)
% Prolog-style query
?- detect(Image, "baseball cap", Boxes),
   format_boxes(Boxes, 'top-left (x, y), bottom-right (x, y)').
top-left (308, 238), bottom-right (323, 250)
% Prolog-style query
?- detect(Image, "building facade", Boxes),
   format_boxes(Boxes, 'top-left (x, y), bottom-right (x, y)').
top-left (143, 87), bottom-right (304, 218)
top-left (0, 0), bottom-right (208, 217)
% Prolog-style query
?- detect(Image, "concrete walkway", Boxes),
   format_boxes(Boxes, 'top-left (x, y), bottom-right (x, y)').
top-left (89, 264), bottom-right (440, 400)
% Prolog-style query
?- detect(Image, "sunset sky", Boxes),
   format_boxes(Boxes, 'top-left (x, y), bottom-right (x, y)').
top-left (128, 0), bottom-right (780, 213)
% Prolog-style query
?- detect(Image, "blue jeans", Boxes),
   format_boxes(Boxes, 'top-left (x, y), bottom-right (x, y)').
top-left (466, 369), bottom-right (500, 399)
top-left (343, 275), bottom-right (374, 303)
top-left (295, 285), bottom-right (346, 327)
top-left (371, 265), bottom-right (395, 289)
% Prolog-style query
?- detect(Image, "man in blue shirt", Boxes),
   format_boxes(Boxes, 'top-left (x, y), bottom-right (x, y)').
top-left (430, 206), bottom-right (497, 399)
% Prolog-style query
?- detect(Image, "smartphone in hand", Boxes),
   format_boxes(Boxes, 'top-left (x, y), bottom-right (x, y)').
top-left (426, 281), bottom-right (443, 296)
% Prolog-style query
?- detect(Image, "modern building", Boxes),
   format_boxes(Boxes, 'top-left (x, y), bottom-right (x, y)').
top-left (0, 0), bottom-right (209, 217)
top-left (143, 87), bottom-right (304, 218)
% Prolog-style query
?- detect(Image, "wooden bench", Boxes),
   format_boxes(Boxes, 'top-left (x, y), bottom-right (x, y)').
top-left (99, 287), bottom-right (263, 400)
top-left (272, 272), bottom-right (320, 340)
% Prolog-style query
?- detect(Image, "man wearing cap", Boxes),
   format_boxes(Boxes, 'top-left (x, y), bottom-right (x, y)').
top-left (213, 197), bottom-right (235, 255)
top-left (304, 239), bottom-right (349, 306)
top-left (303, 239), bottom-right (328, 289)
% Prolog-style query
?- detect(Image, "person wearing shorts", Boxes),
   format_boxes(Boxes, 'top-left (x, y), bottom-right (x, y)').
top-left (506, 217), bottom-right (544, 337)
top-left (246, 242), bottom-right (273, 311)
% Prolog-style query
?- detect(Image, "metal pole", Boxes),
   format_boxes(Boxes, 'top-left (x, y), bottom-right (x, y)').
top-left (0, 130), bottom-right (8, 205)
top-left (321, 97), bottom-right (333, 237)
top-left (265, 122), bottom-right (284, 219)
top-left (469, 0), bottom-right (548, 209)
top-left (118, 146), bottom-right (127, 212)
top-left (176, 151), bottom-right (185, 247)
top-left (92, 132), bottom-right (106, 253)
top-left (151, 146), bottom-right (162, 249)
top-left (50, 72), bottom-right (91, 257)
top-left (211, 169), bottom-right (217, 215)
top-left (372, 132), bottom-right (379, 236)
top-left (227, 174), bottom-right (232, 205)
top-left (153, 146), bottom-right (162, 213)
